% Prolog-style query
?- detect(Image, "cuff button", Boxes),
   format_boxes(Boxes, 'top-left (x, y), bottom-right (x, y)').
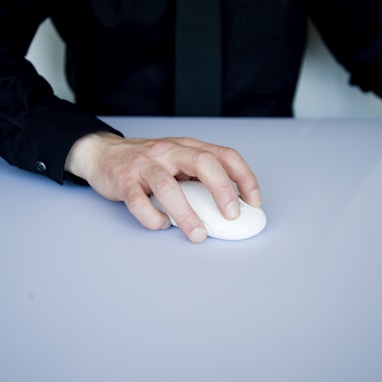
top-left (36, 161), bottom-right (47, 173)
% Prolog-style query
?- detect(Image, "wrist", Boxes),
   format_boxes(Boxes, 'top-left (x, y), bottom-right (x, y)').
top-left (64, 131), bottom-right (118, 181)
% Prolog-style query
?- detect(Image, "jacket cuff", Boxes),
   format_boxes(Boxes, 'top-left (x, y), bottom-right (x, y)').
top-left (18, 99), bottom-right (123, 184)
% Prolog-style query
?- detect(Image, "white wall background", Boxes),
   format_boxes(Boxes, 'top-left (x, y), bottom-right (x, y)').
top-left (26, 19), bottom-right (382, 118)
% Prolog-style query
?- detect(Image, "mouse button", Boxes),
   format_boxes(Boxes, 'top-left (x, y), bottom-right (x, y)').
top-left (238, 198), bottom-right (246, 208)
top-left (201, 220), bottom-right (214, 237)
top-left (238, 197), bottom-right (255, 211)
top-left (247, 210), bottom-right (266, 237)
top-left (212, 220), bottom-right (252, 240)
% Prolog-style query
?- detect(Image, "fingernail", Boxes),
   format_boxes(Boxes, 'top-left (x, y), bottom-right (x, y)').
top-left (190, 226), bottom-right (207, 243)
top-left (226, 200), bottom-right (240, 220)
top-left (251, 188), bottom-right (262, 206)
top-left (161, 219), bottom-right (172, 230)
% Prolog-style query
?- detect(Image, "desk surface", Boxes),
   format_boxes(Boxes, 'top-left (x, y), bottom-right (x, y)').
top-left (1, 118), bottom-right (382, 382)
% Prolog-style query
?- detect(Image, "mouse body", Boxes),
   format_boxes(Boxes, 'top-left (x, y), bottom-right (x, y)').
top-left (150, 180), bottom-right (266, 240)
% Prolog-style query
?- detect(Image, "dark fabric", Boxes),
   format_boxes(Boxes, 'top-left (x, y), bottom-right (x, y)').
top-left (1, 0), bottom-right (382, 184)
top-left (175, 0), bottom-right (222, 116)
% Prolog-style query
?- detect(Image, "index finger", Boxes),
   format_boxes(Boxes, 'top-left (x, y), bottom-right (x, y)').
top-left (173, 137), bottom-right (262, 207)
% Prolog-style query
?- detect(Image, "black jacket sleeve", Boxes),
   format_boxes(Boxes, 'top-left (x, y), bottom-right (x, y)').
top-left (308, 0), bottom-right (382, 98)
top-left (0, 0), bottom-right (122, 184)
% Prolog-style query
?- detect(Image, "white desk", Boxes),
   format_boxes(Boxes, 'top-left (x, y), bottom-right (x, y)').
top-left (1, 118), bottom-right (382, 382)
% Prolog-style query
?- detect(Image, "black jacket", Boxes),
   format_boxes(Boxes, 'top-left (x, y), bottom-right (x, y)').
top-left (1, 0), bottom-right (382, 183)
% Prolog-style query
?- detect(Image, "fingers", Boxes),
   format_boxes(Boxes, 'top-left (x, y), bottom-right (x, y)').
top-left (182, 149), bottom-right (242, 219)
top-left (69, 133), bottom-right (261, 243)
top-left (131, 139), bottom-right (260, 242)
top-left (123, 168), bottom-right (208, 243)
top-left (121, 182), bottom-right (172, 231)
top-left (213, 144), bottom-right (262, 207)
top-left (133, 138), bottom-right (243, 222)
top-left (173, 137), bottom-right (262, 207)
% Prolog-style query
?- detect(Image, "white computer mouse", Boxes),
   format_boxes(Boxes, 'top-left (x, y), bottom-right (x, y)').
top-left (150, 180), bottom-right (266, 240)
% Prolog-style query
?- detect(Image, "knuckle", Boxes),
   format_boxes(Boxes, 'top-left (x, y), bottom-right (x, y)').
top-left (175, 212), bottom-right (199, 235)
top-left (193, 150), bottom-right (218, 167)
top-left (143, 216), bottom-right (167, 231)
top-left (176, 136), bottom-right (199, 146)
top-left (126, 193), bottom-right (147, 215)
top-left (154, 175), bottom-right (178, 197)
top-left (220, 146), bottom-right (241, 162)
top-left (175, 210), bottom-right (194, 226)
top-left (145, 139), bottom-right (176, 156)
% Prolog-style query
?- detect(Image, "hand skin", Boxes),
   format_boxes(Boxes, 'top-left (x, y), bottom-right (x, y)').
top-left (65, 131), bottom-right (262, 243)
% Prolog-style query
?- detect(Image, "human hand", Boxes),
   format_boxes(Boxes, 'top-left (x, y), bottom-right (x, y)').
top-left (65, 132), bottom-right (262, 243)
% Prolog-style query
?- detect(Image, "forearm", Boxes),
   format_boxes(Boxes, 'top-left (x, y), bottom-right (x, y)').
top-left (0, 1), bottom-right (123, 184)
top-left (0, 91), bottom-right (123, 184)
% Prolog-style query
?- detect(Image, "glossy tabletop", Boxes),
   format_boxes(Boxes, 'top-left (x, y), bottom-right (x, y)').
top-left (1, 117), bottom-right (382, 382)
